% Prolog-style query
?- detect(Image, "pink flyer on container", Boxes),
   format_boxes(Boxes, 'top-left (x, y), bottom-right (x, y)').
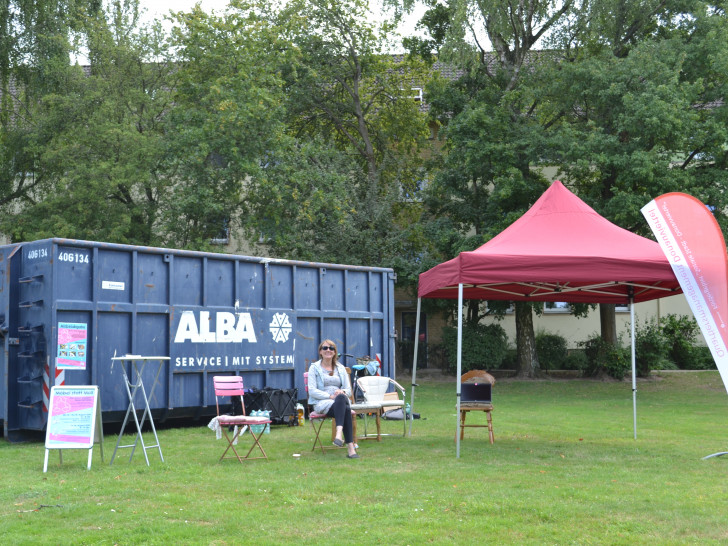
top-left (57, 322), bottom-right (88, 370)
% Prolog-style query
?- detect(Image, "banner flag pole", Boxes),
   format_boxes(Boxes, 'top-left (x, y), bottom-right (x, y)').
top-left (641, 194), bottom-right (728, 458)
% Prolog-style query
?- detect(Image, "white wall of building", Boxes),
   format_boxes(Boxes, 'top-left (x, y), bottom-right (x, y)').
top-left (482, 292), bottom-right (696, 349)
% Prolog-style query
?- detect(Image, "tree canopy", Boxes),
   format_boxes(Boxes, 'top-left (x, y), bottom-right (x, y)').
top-left (396, 0), bottom-right (728, 375)
top-left (0, 0), bottom-right (727, 376)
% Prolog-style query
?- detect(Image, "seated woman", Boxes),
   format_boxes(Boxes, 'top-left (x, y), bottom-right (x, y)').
top-left (307, 339), bottom-right (359, 458)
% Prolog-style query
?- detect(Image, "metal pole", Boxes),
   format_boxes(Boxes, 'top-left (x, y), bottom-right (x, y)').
top-left (408, 298), bottom-right (421, 437)
top-left (631, 295), bottom-right (637, 440)
top-left (456, 284), bottom-right (463, 458)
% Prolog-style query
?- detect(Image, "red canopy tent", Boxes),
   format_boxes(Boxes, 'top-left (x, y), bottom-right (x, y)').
top-left (410, 181), bottom-right (683, 455)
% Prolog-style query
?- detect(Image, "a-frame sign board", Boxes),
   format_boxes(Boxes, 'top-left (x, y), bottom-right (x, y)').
top-left (44, 386), bottom-right (104, 472)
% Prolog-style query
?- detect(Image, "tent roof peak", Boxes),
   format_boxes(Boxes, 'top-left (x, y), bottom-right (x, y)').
top-left (418, 180), bottom-right (681, 303)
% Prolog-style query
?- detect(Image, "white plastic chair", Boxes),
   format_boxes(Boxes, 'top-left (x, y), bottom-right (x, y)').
top-left (356, 376), bottom-right (407, 438)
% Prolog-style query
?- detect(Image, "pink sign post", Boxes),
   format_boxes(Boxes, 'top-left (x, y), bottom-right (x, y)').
top-left (43, 386), bottom-right (104, 471)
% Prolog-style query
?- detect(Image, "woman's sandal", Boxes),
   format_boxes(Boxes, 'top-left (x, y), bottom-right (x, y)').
top-left (333, 438), bottom-right (344, 447)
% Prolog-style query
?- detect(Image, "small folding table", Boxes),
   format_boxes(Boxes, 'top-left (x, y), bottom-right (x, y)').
top-left (110, 354), bottom-right (169, 466)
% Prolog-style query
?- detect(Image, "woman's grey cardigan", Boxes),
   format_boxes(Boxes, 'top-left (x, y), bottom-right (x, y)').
top-left (307, 359), bottom-right (352, 414)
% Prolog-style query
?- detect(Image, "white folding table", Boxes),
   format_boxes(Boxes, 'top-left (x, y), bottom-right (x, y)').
top-left (110, 354), bottom-right (169, 466)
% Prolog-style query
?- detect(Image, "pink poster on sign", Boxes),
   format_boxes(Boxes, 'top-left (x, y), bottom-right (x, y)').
top-left (641, 193), bottom-right (728, 391)
top-left (46, 388), bottom-right (96, 447)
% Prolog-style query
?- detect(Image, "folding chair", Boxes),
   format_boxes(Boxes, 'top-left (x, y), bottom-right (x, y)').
top-left (213, 376), bottom-right (271, 463)
top-left (356, 376), bottom-right (407, 438)
top-left (459, 371), bottom-right (495, 444)
top-left (304, 371), bottom-right (357, 453)
top-left (345, 367), bottom-right (382, 443)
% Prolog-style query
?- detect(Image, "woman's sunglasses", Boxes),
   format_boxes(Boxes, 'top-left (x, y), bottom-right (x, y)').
top-left (320, 345), bottom-right (336, 351)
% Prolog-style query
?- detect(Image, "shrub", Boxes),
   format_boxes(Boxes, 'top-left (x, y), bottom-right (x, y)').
top-left (501, 349), bottom-right (518, 370)
top-left (688, 346), bottom-right (716, 370)
top-left (563, 350), bottom-right (588, 372)
top-left (396, 339), bottom-right (427, 371)
top-left (442, 322), bottom-right (510, 373)
top-left (580, 335), bottom-right (631, 380)
top-left (634, 318), bottom-right (671, 376)
top-left (631, 314), bottom-right (713, 372)
top-left (535, 332), bottom-right (568, 370)
top-left (660, 314), bottom-right (702, 369)
top-left (656, 359), bottom-right (680, 371)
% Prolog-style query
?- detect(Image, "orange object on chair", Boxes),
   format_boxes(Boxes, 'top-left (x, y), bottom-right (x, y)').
top-left (459, 371), bottom-right (495, 444)
top-left (213, 375), bottom-right (272, 463)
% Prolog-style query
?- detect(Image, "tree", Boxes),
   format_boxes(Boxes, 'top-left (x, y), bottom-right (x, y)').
top-left (249, 0), bottom-right (431, 266)
top-left (163, 2), bottom-right (293, 249)
top-left (543, 1), bottom-right (728, 228)
top-left (404, 0), bottom-right (728, 375)
top-left (401, 1), bottom-right (453, 63)
top-left (0, 0), bottom-right (96, 218)
top-left (406, 0), bottom-right (582, 377)
top-left (540, 0), bottom-right (728, 340)
top-left (239, 137), bottom-right (365, 264)
top-left (0, 2), bottom-right (177, 244)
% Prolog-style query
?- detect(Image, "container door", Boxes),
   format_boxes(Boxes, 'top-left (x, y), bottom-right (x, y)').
top-left (0, 245), bottom-right (13, 434)
top-left (6, 242), bottom-right (53, 439)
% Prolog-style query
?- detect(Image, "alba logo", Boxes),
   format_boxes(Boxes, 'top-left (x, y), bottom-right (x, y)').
top-left (269, 313), bottom-right (292, 343)
top-left (174, 311), bottom-right (257, 343)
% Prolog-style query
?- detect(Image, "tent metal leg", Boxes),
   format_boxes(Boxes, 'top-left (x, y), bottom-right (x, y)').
top-left (456, 284), bottom-right (463, 459)
top-left (630, 295), bottom-right (637, 440)
top-left (408, 298), bottom-right (421, 437)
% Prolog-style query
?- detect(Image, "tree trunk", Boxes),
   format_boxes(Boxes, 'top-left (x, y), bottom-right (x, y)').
top-left (515, 301), bottom-right (539, 378)
top-left (466, 299), bottom-right (480, 326)
top-left (600, 304), bottom-right (618, 345)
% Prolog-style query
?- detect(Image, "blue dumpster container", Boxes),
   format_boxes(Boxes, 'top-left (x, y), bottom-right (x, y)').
top-left (0, 238), bottom-right (395, 441)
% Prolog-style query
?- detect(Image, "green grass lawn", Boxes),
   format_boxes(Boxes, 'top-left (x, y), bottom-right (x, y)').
top-left (2, 371), bottom-right (728, 545)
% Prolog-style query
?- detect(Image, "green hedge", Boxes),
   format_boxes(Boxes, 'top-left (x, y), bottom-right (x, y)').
top-left (634, 314), bottom-right (716, 374)
top-left (439, 314), bottom-right (714, 379)
top-left (580, 336), bottom-right (631, 380)
top-left (535, 332), bottom-right (568, 370)
top-left (442, 322), bottom-right (509, 373)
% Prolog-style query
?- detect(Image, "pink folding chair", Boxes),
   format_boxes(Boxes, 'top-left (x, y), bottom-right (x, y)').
top-left (213, 376), bottom-right (271, 463)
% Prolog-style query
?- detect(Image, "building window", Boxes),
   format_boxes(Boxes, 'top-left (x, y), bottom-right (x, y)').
top-left (484, 301), bottom-right (515, 313)
top-left (401, 311), bottom-right (427, 369)
top-left (210, 218), bottom-right (230, 245)
top-left (544, 302), bottom-right (571, 313)
top-left (400, 174), bottom-right (428, 202)
top-left (543, 301), bottom-right (630, 313)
